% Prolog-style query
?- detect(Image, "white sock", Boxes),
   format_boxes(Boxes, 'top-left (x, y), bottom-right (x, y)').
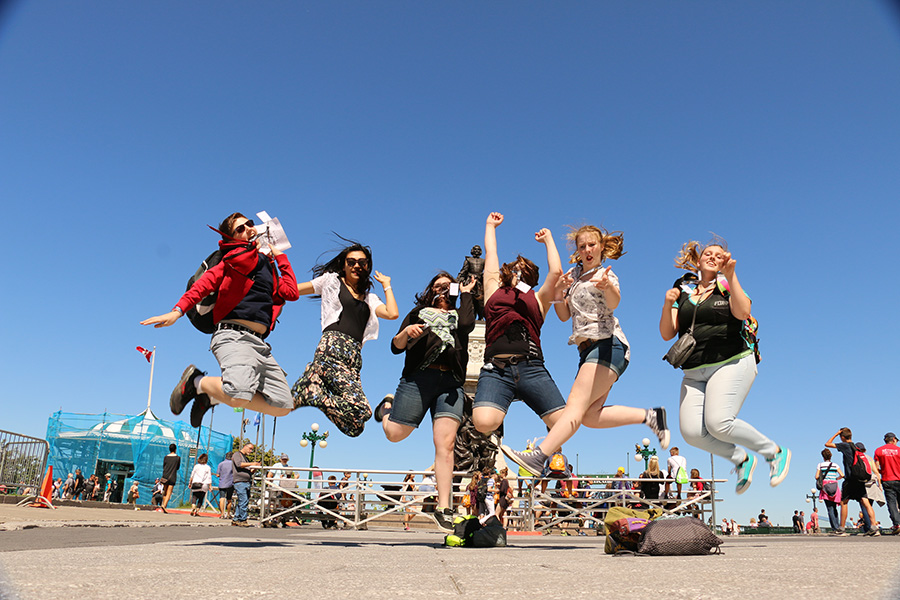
top-left (193, 375), bottom-right (205, 393)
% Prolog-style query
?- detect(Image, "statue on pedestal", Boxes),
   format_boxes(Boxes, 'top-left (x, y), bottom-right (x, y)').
top-left (458, 245), bottom-right (485, 320)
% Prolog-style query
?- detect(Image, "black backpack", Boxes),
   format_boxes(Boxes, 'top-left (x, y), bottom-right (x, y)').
top-left (476, 478), bottom-right (488, 502)
top-left (848, 448), bottom-right (872, 482)
top-left (185, 249), bottom-right (223, 334)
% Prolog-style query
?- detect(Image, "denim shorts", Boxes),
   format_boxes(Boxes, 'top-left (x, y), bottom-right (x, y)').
top-left (578, 336), bottom-right (629, 378)
top-left (473, 359), bottom-right (566, 418)
top-left (389, 369), bottom-right (465, 428)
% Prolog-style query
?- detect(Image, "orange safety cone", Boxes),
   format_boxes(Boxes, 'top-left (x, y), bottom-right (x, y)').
top-left (28, 465), bottom-right (55, 509)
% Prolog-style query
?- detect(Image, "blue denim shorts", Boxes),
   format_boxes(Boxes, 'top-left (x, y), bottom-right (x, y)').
top-left (578, 336), bottom-right (629, 378)
top-left (473, 359), bottom-right (566, 418)
top-left (389, 369), bottom-right (465, 428)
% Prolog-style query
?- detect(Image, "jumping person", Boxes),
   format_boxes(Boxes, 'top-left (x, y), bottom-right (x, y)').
top-left (659, 238), bottom-right (790, 494)
top-left (372, 272), bottom-right (476, 531)
top-left (141, 213), bottom-right (300, 426)
top-left (292, 240), bottom-right (398, 437)
top-left (471, 212), bottom-right (566, 442)
top-left (503, 225), bottom-right (669, 474)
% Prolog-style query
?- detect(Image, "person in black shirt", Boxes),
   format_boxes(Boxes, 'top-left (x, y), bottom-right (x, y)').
top-left (373, 272), bottom-right (475, 532)
top-left (160, 443), bottom-right (181, 513)
top-left (825, 427), bottom-right (880, 536)
top-left (660, 238), bottom-right (790, 496)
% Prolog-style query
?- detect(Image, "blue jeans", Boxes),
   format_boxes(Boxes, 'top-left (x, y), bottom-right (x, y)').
top-left (474, 359), bottom-right (565, 418)
top-left (824, 500), bottom-right (840, 531)
top-left (234, 481), bottom-right (251, 522)
top-left (679, 354), bottom-right (778, 465)
top-left (389, 369), bottom-right (465, 427)
top-left (884, 480), bottom-right (900, 528)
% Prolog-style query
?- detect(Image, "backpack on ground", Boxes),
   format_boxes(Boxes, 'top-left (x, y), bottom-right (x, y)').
top-left (185, 249), bottom-right (224, 334)
top-left (603, 506), bottom-right (656, 554)
top-left (637, 516), bottom-right (723, 556)
top-left (848, 447), bottom-right (872, 482)
top-left (542, 452), bottom-right (571, 479)
top-left (444, 515), bottom-right (507, 548)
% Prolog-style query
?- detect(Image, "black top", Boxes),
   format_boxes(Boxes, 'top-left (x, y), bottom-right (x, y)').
top-left (324, 282), bottom-right (370, 343)
top-left (162, 454), bottom-right (181, 483)
top-left (223, 254), bottom-right (275, 329)
top-left (676, 286), bottom-right (747, 369)
top-left (834, 441), bottom-right (857, 480)
top-left (392, 293), bottom-right (476, 383)
top-left (638, 472), bottom-right (662, 500)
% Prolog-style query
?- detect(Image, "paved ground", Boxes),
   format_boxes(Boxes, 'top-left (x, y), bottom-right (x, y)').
top-left (1, 504), bottom-right (899, 600)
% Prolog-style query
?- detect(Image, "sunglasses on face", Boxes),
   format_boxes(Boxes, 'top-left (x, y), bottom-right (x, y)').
top-left (345, 258), bottom-right (369, 268)
top-left (233, 220), bottom-right (255, 236)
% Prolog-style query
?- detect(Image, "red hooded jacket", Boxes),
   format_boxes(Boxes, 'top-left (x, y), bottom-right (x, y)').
top-left (174, 240), bottom-right (299, 334)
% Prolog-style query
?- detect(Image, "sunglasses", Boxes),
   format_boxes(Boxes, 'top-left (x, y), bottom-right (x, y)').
top-left (345, 258), bottom-right (369, 268)
top-left (233, 220), bottom-right (255, 236)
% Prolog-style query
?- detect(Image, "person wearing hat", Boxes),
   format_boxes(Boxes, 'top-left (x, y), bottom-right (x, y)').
top-left (856, 442), bottom-right (885, 533)
top-left (875, 432), bottom-right (900, 535)
top-left (266, 453), bottom-right (294, 527)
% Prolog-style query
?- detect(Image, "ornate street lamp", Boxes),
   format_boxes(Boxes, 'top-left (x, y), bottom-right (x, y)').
top-left (805, 488), bottom-right (818, 511)
top-left (299, 422), bottom-right (329, 489)
top-left (634, 437), bottom-right (656, 470)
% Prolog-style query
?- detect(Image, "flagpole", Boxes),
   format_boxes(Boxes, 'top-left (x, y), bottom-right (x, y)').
top-left (146, 346), bottom-right (156, 412)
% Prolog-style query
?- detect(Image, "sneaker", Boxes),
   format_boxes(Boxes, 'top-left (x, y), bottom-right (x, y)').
top-left (767, 446), bottom-right (791, 487)
top-left (170, 365), bottom-right (204, 415)
top-left (837, 530), bottom-right (850, 536)
top-left (866, 528), bottom-right (881, 537)
top-left (433, 507), bottom-right (455, 532)
top-left (190, 394), bottom-right (212, 428)
top-left (646, 407), bottom-right (670, 450)
top-left (733, 454), bottom-right (757, 495)
top-left (891, 526), bottom-right (900, 536)
top-left (500, 445), bottom-right (547, 476)
top-left (373, 394), bottom-right (393, 423)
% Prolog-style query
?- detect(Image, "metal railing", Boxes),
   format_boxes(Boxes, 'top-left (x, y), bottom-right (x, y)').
top-left (0, 430), bottom-right (49, 498)
top-left (247, 467), bottom-right (723, 531)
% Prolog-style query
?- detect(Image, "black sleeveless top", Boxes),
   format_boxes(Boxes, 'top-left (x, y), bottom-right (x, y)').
top-left (324, 282), bottom-right (370, 343)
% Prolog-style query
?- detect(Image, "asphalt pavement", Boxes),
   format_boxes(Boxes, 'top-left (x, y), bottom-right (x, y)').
top-left (1, 503), bottom-right (899, 600)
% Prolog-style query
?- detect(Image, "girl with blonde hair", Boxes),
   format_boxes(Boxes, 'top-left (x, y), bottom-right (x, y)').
top-left (503, 224), bottom-right (669, 475)
top-left (660, 237), bottom-right (789, 495)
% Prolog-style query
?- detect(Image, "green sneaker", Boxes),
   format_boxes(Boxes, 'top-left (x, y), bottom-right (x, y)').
top-left (734, 454), bottom-right (757, 495)
top-left (767, 447), bottom-right (791, 487)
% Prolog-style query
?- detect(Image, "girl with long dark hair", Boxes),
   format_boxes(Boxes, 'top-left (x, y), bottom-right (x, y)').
top-left (291, 240), bottom-right (398, 437)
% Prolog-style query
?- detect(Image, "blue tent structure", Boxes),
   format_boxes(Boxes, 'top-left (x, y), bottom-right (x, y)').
top-left (46, 408), bottom-right (232, 506)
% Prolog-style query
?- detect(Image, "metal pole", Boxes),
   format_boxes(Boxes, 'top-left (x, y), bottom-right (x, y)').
top-left (709, 453), bottom-right (716, 527)
top-left (146, 346), bottom-right (156, 412)
top-left (307, 443), bottom-right (316, 490)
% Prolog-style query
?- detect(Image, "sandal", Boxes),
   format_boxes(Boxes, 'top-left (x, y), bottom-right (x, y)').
top-left (373, 394), bottom-right (393, 423)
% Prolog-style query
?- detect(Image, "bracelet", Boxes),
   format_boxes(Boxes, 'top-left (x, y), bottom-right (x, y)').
top-left (383, 286), bottom-right (392, 292)
top-left (173, 307), bottom-right (183, 315)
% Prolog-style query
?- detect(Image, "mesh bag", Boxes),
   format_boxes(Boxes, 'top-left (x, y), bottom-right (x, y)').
top-left (638, 516), bottom-right (723, 556)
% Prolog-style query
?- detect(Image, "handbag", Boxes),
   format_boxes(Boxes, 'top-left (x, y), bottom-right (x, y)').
top-left (662, 285), bottom-right (702, 368)
top-left (190, 482), bottom-right (203, 490)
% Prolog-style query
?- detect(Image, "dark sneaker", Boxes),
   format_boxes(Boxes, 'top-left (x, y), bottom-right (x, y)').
top-left (646, 407), bottom-right (670, 450)
top-left (190, 394), bottom-right (212, 428)
top-left (373, 394), bottom-right (393, 423)
top-left (170, 365), bottom-right (204, 415)
top-left (501, 445), bottom-right (547, 476)
top-left (866, 528), bottom-right (881, 537)
top-left (433, 507), bottom-right (454, 532)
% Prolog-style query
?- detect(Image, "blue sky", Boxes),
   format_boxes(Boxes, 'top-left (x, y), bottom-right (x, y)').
top-left (2, 1), bottom-right (898, 527)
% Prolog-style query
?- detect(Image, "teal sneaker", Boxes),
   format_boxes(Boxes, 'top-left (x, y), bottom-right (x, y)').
top-left (734, 454), bottom-right (757, 495)
top-left (767, 446), bottom-right (791, 487)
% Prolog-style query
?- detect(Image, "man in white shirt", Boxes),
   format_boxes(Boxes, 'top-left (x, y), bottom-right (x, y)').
top-left (666, 447), bottom-right (688, 500)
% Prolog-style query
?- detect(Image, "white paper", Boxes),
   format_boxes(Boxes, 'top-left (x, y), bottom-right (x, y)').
top-left (515, 281), bottom-right (532, 293)
top-left (255, 211), bottom-right (292, 255)
top-left (449, 283), bottom-right (460, 297)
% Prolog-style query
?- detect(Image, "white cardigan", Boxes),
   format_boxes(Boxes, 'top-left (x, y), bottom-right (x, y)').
top-left (312, 272), bottom-right (384, 345)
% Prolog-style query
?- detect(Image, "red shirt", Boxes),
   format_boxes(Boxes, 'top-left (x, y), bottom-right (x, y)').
top-left (875, 443), bottom-right (900, 482)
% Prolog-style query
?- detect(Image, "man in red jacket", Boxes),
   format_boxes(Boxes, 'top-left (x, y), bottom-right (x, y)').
top-left (142, 212), bottom-right (299, 427)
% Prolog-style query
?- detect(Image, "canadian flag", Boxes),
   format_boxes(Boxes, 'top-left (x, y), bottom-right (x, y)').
top-left (136, 346), bottom-right (153, 363)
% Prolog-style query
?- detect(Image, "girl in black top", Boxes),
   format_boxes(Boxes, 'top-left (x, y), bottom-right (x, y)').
top-left (292, 241), bottom-right (399, 437)
top-left (373, 271), bottom-right (476, 532)
top-left (659, 238), bottom-right (790, 496)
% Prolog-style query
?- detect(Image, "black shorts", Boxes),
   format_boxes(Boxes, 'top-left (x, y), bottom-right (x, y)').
top-left (842, 479), bottom-right (866, 502)
top-left (220, 486), bottom-right (234, 501)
